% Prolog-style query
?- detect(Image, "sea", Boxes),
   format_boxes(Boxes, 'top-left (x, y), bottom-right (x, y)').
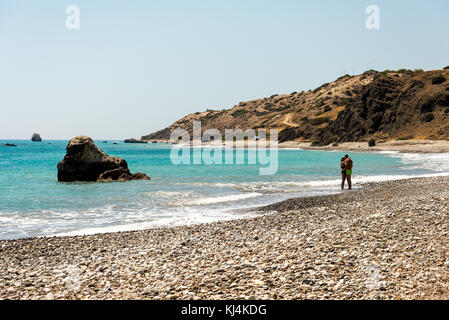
top-left (1, 139), bottom-right (449, 240)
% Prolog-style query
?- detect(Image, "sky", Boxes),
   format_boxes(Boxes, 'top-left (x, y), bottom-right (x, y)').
top-left (0, 0), bottom-right (448, 140)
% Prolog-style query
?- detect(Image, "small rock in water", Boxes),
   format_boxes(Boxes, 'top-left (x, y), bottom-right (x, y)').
top-left (31, 133), bottom-right (42, 142)
top-left (124, 138), bottom-right (147, 144)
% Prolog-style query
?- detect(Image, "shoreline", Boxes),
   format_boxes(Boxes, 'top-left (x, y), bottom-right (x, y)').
top-left (149, 139), bottom-right (449, 154)
top-left (280, 140), bottom-right (449, 154)
top-left (1, 175), bottom-right (449, 299)
top-left (4, 138), bottom-right (449, 154)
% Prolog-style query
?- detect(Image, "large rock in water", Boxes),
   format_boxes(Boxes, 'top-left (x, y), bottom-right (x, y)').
top-left (31, 133), bottom-right (42, 142)
top-left (57, 135), bottom-right (150, 182)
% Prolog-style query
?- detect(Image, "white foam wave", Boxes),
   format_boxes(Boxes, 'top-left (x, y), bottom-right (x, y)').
top-left (390, 153), bottom-right (449, 172)
top-left (145, 190), bottom-right (197, 199)
top-left (177, 171), bottom-right (449, 193)
top-left (231, 175), bottom-right (435, 191)
top-left (53, 207), bottom-right (257, 237)
top-left (181, 192), bottom-right (263, 206)
top-left (49, 172), bottom-right (449, 238)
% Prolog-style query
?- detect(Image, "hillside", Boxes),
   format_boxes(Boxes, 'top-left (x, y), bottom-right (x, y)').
top-left (142, 68), bottom-right (449, 145)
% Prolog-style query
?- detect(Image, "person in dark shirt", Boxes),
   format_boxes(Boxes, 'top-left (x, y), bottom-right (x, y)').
top-left (340, 154), bottom-right (353, 190)
top-left (340, 155), bottom-right (348, 190)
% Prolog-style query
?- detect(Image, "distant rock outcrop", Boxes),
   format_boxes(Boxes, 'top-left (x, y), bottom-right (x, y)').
top-left (124, 138), bottom-right (147, 144)
top-left (57, 135), bottom-right (150, 182)
top-left (141, 68), bottom-right (449, 145)
top-left (312, 70), bottom-right (449, 146)
top-left (31, 133), bottom-right (42, 142)
top-left (2, 143), bottom-right (17, 147)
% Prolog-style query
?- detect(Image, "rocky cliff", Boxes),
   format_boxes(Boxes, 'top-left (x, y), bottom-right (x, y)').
top-left (142, 68), bottom-right (449, 145)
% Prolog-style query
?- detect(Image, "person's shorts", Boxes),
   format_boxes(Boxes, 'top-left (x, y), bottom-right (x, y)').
top-left (346, 170), bottom-right (352, 176)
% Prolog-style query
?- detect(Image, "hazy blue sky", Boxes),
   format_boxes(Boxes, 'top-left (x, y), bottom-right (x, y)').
top-left (1, 0), bottom-right (448, 139)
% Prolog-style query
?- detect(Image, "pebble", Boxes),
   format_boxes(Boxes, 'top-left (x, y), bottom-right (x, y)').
top-left (1, 176), bottom-right (449, 299)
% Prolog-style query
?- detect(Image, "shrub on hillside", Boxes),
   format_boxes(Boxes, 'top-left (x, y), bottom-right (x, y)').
top-left (397, 135), bottom-right (414, 141)
top-left (231, 109), bottom-right (249, 118)
top-left (308, 117), bottom-right (329, 126)
top-left (315, 101), bottom-right (325, 108)
top-left (436, 93), bottom-right (449, 107)
top-left (255, 110), bottom-right (268, 116)
top-left (420, 96), bottom-right (437, 113)
top-left (432, 75), bottom-right (446, 85)
top-left (422, 113), bottom-right (434, 122)
top-left (339, 98), bottom-right (352, 106)
top-left (323, 106), bottom-right (332, 113)
top-left (200, 110), bottom-right (224, 124)
top-left (419, 93), bottom-right (449, 115)
top-left (278, 105), bottom-right (291, 112)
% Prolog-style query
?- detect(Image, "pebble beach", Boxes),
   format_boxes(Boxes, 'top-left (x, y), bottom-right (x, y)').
top-left (1, 176), bottom-right (449, 300)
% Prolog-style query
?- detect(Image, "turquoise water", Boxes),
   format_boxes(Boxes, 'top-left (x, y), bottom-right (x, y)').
top-left (1, 139), bottom-right (448, 239)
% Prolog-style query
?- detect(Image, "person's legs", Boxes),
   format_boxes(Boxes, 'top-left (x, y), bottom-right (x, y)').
top-left (347, 175), bottom-right (352, 189)
top-left (341, 173), bottom-right (346, 190)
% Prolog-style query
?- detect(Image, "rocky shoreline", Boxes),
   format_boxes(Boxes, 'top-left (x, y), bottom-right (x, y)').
top-left (282, 139), bottom-right (449, 153)
top-left (1, 176), bottom-right (449, 300)
top-left (150, 139), bottom-right (449, 153)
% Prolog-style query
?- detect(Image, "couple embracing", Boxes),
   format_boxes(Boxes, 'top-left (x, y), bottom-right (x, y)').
top-left (340, 155), bottom-right (353, 190)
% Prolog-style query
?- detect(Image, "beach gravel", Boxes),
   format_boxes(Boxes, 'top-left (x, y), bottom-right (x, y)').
top-left (1, 176), bottom-right (449, 299)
